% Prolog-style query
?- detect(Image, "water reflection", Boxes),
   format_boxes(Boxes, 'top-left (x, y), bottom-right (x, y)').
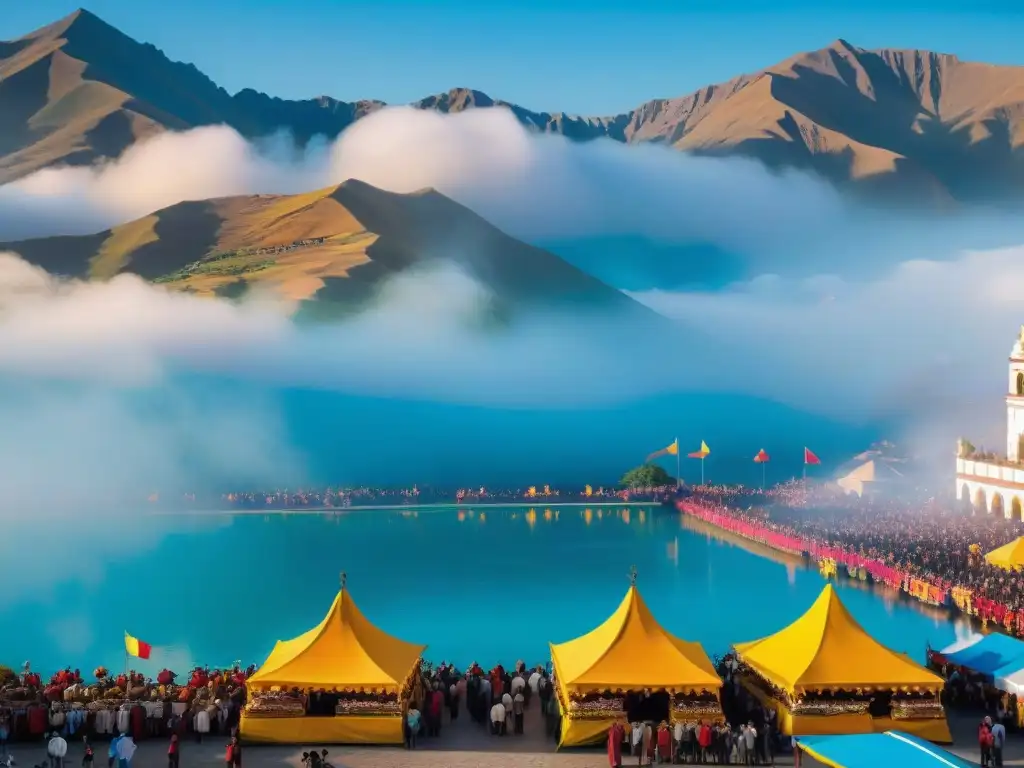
top-left (0, 504), bottom-right (961, 676)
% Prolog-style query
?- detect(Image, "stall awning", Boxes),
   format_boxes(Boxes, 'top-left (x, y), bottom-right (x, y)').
top-left (798, 731), bottom-right (973, 768)
top-left (549, 585), bottom-right (721, 694)
top-left (247, 585), bottom-right (425, 692)
top-left (985, 536), bottom-right (1024, 570)
top-left (940, 634), bottom-right (1024, 693)
top-left (940, 633), bottom-right (1024, 675)
top-left (733, 584), bottom-right (943, 694)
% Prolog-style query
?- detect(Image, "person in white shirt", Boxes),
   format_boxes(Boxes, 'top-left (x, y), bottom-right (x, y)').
top-left (511, 675), bottom-right (526, 696)
top-left (743, 722), bottom-right (757, 765)
top-left (47, 731), bottom-right (68, 768)
top-left (489, 702), bottom-right (506, 735)
top-left (631, 721), bottom-right (644, 759)
top-left (528, 669), bottom-right (541, 694)
top-left (501, 692), bottom-right (513, 732)
top-left (448, 682), bottom-right (459, 721)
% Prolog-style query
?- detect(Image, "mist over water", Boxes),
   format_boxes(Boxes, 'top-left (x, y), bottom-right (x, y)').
top-left (0, 106), bottom-right (1019, 514)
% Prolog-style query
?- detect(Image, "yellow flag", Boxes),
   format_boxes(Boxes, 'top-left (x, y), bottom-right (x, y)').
top-left (646, 439), bottom-right (679, 462)
top-left (584, 485), bottom-right (593, 497)
top-left (688, 440), bottom-right (711, 458)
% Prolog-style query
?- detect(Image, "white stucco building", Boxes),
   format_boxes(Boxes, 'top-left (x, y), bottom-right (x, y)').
top-left (956, 326), bottom-right (1024, 518)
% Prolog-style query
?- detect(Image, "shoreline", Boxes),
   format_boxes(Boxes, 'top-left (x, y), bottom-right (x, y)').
top-left (156, 500), bottom-right (659, 516)
top-left (677, 499), bottom-right (1003, 635)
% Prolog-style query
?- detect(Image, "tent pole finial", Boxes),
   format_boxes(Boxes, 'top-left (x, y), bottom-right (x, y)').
top-left (340, 571), bottom-right (347, 590)
top-left (629, 565), bottom-right (638, 586)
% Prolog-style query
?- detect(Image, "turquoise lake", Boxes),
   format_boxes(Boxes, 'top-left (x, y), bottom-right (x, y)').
top-left (1, 505), bottom-right (963, 677)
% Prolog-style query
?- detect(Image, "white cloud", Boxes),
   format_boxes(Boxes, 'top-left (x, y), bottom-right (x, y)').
top-left (632, 246), bottom-right (1024, 442)
top-left (0, 106), bottom-right (1019, 501)
top-left (8, 107), bottom-right (1017, 282)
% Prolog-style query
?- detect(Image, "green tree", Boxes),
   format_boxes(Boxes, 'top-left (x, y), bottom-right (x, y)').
top-left (619, 464), bottom-right (673, 489)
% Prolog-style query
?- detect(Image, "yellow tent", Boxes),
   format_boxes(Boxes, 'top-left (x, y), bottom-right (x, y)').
top-left (242, 582), bottom-right (425, 745)
top-left (985, 536), bottom-right (1024, 570)
top-left (247, 586), bottom-right (425, 692)
top-left (551, 585), bottom-right (722, 694)
top-left (734, 583), bottom-right (943, 694)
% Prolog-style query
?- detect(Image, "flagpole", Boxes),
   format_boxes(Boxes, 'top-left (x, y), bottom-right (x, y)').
top-left (675, 437), bottom-right (680, 488)
top-left (701, 456), bottom-right (705, 485)
top-left (761, 461), bottom-right (765, 490)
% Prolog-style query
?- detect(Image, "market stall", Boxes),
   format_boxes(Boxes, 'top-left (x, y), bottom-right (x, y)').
top-left (241, 576), bottom-right (426, 745)
top-left (733, 584), bottom-right (950, 742)
top-left (549, 573), bottom-right (722, 748)
top-left (935, 634), bottom-right (1024, 695)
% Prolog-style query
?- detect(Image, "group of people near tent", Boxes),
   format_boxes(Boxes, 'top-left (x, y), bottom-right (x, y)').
top-left (222, 561), bottom-right (953, 752)
top-left (928, 633), bottom-right (1024, 736)
top-left (681, 489), bottom-right (1024, 637)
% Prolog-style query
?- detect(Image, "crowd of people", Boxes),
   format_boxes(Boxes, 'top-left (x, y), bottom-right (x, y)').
top-left (406, 658), bottom-right (784, 765)
top-left (683, 484), bottom-right (1024, 635)
top-left (155, 484), bottom-right (678, 510)
top-left (0, 654), bottom-right (786, 766)
top-left (0, 663), bottom-right (252, 766)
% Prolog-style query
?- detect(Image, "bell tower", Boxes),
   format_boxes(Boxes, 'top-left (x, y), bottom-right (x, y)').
top-left (1007, 326), bottom-right (1024, 462)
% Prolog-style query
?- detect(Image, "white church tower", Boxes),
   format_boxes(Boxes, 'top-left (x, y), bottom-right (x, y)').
top-left (1008, 326), bottom-right (1024, 461)
top-left (957, 325), bottom-right (1024, 519)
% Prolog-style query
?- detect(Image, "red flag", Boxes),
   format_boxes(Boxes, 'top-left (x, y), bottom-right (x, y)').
top-left (753, 449), bottom-right (769, 463)
top-left (804, 447), bottom-right (821, 465)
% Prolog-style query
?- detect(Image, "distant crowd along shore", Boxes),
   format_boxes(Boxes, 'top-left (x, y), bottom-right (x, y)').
top-left (153, 484), bottom-right (680, 509)
top-left (682, 484), bottom-right (1024, 636)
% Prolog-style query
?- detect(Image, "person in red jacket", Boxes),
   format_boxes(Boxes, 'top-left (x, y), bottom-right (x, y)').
top-left (697, 720), bottom-right (712, 763)
top-left (167, 734), bottom-right (179, 768)
top-left (656, 722), bottom-right (671, 764)
top-left (979, 717), bottom-right (994, 768)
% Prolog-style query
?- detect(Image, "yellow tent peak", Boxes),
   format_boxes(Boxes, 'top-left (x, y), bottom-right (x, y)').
top-left (733, 583), bottom-right (943, 694)
top-left (248, 588), bottom-right (425, 692)
top-left (985, 536), bottom-right (1024, 570)
top-left (550, 585), bottom-right (721, 694)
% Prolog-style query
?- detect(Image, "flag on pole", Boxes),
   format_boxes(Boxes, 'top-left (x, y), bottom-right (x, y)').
top-left (646, 439), bottom-right (679, 462)
top-left (124, 632), bottom-right (152, 660)
top-left (804, 447), bottom-right (821, 465)
top-left (753, 448), bottom-right (769, 488)
top-left (687, 441), bottom-right (711, 459)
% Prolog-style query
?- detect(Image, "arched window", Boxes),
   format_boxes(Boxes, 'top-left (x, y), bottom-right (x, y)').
top-left (1016, 371), bottom-right (1023, 395)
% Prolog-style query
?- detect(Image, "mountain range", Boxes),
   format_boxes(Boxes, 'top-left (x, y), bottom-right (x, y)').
top-left (3, 8), bottom-right (1024, 202)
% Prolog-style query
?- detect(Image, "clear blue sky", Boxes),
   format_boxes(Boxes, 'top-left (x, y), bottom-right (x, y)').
top-left (2, 0), bottom-right (1023, 114)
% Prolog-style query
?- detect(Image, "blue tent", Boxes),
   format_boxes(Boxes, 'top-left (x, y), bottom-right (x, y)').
top-left (941, 633), bottom-right (1024, 694)
top-left (798, 731), bottom-right (974, 768)
top-left (943, 633), bottom-right (1024, 675)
